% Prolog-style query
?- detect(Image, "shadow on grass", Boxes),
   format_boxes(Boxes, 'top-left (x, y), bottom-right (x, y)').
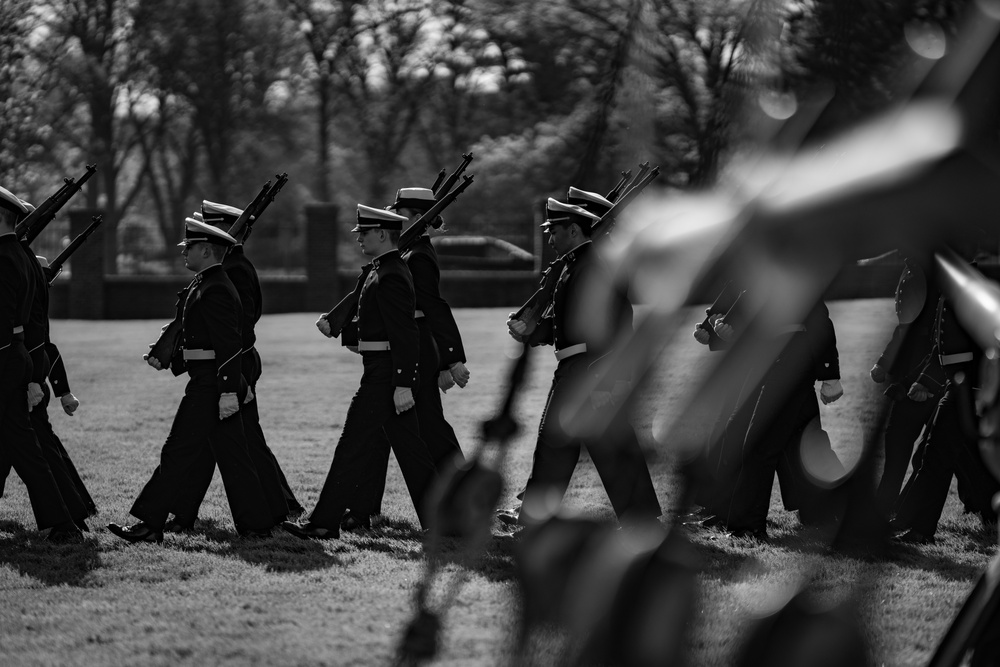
top-left (0, 520), bottom-right (101, 587)
top-left (167, 518), bottom-right (348, 572)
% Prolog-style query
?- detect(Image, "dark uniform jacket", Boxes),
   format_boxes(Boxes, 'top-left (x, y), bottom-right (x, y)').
top-left (222, 245), bottom-right (261, 353)
top-left (401, 236), bottom-right (466, 370)
top-left (915, 294), bottom-right (979, 394)
top-left (0, 233), bottom-right (33, 383)
top-left (356, 249), bottom-right (419, 389)
top-left (46, 342), bottom-right (71, 398)
top-left (21, 242), bottom-right (50, 384)
top-left (173, 264), bottom-right (244, 395)
top-left (876, 258), bottom-right (939, 398)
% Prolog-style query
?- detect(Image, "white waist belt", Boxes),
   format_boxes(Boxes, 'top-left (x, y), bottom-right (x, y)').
top-left (183, 349), bottom-right (216, 360)
top-left (12, 326), bottom-right (23, 334)
top-left (940, 352), bottom-right (974, 365)
top-left (415, 310), bottom-right (425, 318)
top-left (555, 343), bottom-right (587, 361)
top-left (358, 341), bottom-right (391, 352)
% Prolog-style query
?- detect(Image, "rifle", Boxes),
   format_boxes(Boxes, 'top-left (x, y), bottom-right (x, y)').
top-left (227, 172), bottom-right (289, 243)
top-left (621, 161), bottom-right (650, 196)
top-left (430, 168), bottom-right (447, 194)
top-left (323, 174), bottom-right (476, 338)
top-left (16, 163), bottom-right (97, 244)
top-left (44, 214), bottom-right (103, 284)
top-left (433, 153), bottom-right (474, 199)
top-left (510, 166), bottom-right (660, 336)
top-left (606, 170), bottom-right (631, 203)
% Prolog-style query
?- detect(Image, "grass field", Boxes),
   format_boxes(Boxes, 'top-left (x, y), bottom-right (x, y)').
top-left (0, 302), bottom-right (996, 666)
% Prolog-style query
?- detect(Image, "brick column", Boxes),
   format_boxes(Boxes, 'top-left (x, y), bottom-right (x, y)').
top-left (67, 208), bottom-right (105, 319)
top-left (305, 203), bottom-right (338, 311)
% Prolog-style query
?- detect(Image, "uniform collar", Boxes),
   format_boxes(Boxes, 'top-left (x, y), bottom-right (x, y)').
top-left (371, 248), bottom-right (399, 269)
top-left (562, 239), bottom-right (592, 263)
top-left (195, 263), bottom-right (223, 279)
top-left (0, 231), bottom-right (15, 240)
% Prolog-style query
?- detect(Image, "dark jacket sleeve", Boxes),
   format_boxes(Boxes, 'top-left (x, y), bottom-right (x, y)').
top-left (45, 341), bottom-right (71, 396)
top-left (807, 302), bottom-right (840, 381)
top-left (0, 253), bottom-right (16, 380)
top-left (408, 252), bottom-right (466, 369)
top-left (377, 271), bottom-right (420, 389)
top-left (202, 284), bottom-right (244, 395)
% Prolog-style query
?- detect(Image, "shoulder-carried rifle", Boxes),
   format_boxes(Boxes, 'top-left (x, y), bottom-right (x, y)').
top-left (147, 172), bottom-right (288, 369)
top-left (16, 163), bottom-right (97, 244)
top-left (44, 214), bottom-right (103, 284)
top-left (510, 166), bottom-right (660, 336)
top-left (430, 168), bottom-right (447, 194)
top-left (323, 174), bottom-right (476, 338)
top-left (228, 172), bottom-right (288, 244)
top-left (433, 153), bottom-right (473, 199)
top-left (606, 170), bottom-right (631, 203)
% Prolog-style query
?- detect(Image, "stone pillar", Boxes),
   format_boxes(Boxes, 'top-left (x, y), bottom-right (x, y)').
top-left (67, 208), bottom-right (105, 319)
top-left (305, 203), bottom-right (339, 311)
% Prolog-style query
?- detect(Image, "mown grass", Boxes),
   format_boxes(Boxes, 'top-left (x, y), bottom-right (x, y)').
top-left (0, 302), bottom-right (995, 666)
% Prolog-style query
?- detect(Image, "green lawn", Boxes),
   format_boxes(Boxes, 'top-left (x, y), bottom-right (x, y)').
top-left (0, 302), bottom-right (995, 666)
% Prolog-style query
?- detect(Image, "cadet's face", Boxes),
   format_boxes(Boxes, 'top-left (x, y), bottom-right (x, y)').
top-left (356, 229), bottom-right (384, 256)
top-left (547, 224), bottom-right (574, 255)
top-left (181, 242), bottom-right (207, 271)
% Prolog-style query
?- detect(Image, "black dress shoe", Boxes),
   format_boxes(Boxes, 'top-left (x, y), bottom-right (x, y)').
top-left (894, 529), bottom-right (935, 545)
top-left (163, 517), bottom-right (195, 533)
top-left (340, 513), bottom-right (371, 532)
top-left (495, 509), bottom-right (520, 527)
top-left (280, 521), bottom-right (338, 540)
top-left (74, 518), bottom-right (90, 533)
top-left (729, 527), bottom-right (769, 542)
top-left (48, 524), bottom-right (84, 543)
top-left (238, 527), bottom-right (273, 539)
top-left (107, 522), bottom-right (164, 544)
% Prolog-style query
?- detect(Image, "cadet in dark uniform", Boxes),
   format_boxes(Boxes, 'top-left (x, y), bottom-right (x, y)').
top-left (869, 253), bottom-right (942, 517)
top-left (345, 187), bottom-right (469, 529)
top-left (285, 205), bottom-right (436, 539)
top-left (161, 202), bottom-right (303, 531)
top-left (507, 198), bottom-right (662, 528)
top-left (892, 288), bottom-right (1000, 544)
top-left (108, 219), bottom-right (274, 542)
top-left (0, 186), bottom-right (80, 541)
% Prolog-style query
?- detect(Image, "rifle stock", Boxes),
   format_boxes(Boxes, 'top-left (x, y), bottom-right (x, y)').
top-left (16, 163), bottom-right (97, 243)
top-left (434, 153), bottom-right (474, 199)
top-left (324, 266), bottom-right (371, 338)
top-left (45, 214), bottom-right (103, 284)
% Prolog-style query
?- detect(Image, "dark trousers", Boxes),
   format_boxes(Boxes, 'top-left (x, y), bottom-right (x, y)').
top-left (0, 341), bottom-right (72, 529)
top-left (309, 353), bottom-right (436, 529)
top-left (874, 395), bottom-right (938, 517)
top-left (518, 355), bottom-right (661, 526)
top-left (894, 387), bottom-right (1000, 537)
top-left (361, 323), bottom-right (464, 516)
top-left (712, 352), bottom-right (829, 533)
top-left (0, 384), bottom-right (96, 521)
top-left (129, 371), bottom-right (273, 532)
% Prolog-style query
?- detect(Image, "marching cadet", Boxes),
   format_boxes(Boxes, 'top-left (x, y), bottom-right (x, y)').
top-left (0, 186), bottom-right (81, 542)
top-left (160, 201), bottom-right (304, 532)
top-left (284, 205), bottom-right (436, 539)
top-left (108, 219), bottom-right (274, 543)
top-left (343, 187), bottom-right (470, 530)
top-left (892, 278), bottom-right (1000, 544)
top-left (506, 198), bottom-right (662, 528)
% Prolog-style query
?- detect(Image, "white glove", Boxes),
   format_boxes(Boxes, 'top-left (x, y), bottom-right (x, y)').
top-left (438, 370), bottom-right (456, 392)
top-left (143, 352), bottom-right (164, 371)
top-left (393, 387), bottom-right (415, 414)
top-left (870, 364), bottom-right (886, 383)
top-left (820, 379), bottom-right (844, 405)
top-left (27, 382), bottom-right (43, 411)
top-left (449, 362), bottom-right (470, 388)
top-left (908, 382), bottom-right (932, 402)
top-left (591, 390), bottom-right (612, 409)
top-left (60, 392), bottom-right (80, 416)
top-left (713, 321), bottom-right (734, 341)
top-left (507, 318), bottom-right (527, 342)
top-left (693, 326), bottom-right (711, 345)
top-left (316, 316), bottom-right (333, 338)
top-left (219, 392), bottom-right (240, 419)
top-left (244, 386), bottom-right (255, 404)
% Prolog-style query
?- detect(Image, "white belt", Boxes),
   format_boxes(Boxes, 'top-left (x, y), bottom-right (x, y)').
top-left (940, 352), bottom-right (974, 365)
top-left (415, 310), bottom-right (425, 318)
top-left (775, 324), bottom-right (807, 335)
top-left (358, 341), bottom-right (391, 352)
top-left (12, 326), bottom-right (23, 334)
top-left (183, 349), bottom-right (216, 360)
top-left (555, 343), bottom-right (587, 361)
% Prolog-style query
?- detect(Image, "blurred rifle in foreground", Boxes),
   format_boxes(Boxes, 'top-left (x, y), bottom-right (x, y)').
top-left (16, 163), bottom-right (97, 244)
top-left (322, 157), bottom-right (475, 340)
top-left (510, 164), bottom-right (660, 337)
top-left (44, 214), bottom-right (103, 284)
